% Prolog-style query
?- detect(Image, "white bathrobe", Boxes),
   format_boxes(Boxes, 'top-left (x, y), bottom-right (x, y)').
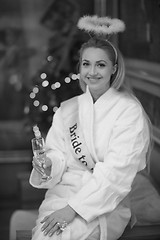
top-left (30, 87), bottom-right (150, 240)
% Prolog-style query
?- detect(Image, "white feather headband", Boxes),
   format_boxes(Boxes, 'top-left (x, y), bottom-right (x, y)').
top-left (77, 15), bottom-right (125, 36)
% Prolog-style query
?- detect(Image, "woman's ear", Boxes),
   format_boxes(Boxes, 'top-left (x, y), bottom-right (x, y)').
top-left (112, 64), bottom-right (117, 75)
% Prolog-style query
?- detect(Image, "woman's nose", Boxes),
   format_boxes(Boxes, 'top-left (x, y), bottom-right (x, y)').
top-left (89, 65), bottom-right (96, 75)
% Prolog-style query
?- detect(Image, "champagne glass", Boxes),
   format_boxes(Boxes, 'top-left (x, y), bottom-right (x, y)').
top-left (31, 137), bottom-right (52, 181)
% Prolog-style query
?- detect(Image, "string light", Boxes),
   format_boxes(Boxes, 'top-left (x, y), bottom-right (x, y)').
top-left (30, 72), bottom-right (80, 112)
top-left (24, 106), bottom-right (30, 114)
top-left (51, 84), bottom-right (56, 90)
top-left (31, 72), bottom-right (79, 94)
top-left (54, 82), bottom-right (61, 88)
top-left (53, 106), bottom-right (58, 112)
top-left (33, 100), bottom-right (40, 107)
top-left (40, 73), bottom-right (47, 79)
top-left (30, 92), bottom-right (36, 99)
top-left (64, 77), bottom-right (71, 83)
top-left (71, 73), bottom-right (78, 80)
top-left (42, 105), bottom-right (48, 111)
top-left (33, 86), bottom-right (39, 94)
top-left (42, 80), bottom-right (49, 87)
top-left (47, 56), bottom-right (53, 62)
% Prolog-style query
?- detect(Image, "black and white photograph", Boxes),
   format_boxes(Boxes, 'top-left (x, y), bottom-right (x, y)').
top-left (0, 1), bottom-right (160, 240)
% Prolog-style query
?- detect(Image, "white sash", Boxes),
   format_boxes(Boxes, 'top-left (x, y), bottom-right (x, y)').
top-left (61, 97), bottom-right (95, 172)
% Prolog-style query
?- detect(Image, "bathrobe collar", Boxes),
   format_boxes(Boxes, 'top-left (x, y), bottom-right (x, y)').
top-left (78, 86), bottom-right (118, 163)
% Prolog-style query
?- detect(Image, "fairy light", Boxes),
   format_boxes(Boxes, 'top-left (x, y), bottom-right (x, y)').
top-left (54, 82), bottom-right (61, 88)
top-left (30, 92), bottom-right (36, 99)
top-left (42, 105), bottom-right (48, 111)
top-left (40, 73), bottom-right (47, 79)
top-left (71, 74), bottom-right (78, 80)
top-left (24, 106), bottom-right (30, 114)
top-left (42, 80), bottom-right (49, 87)
top-left (53, 106), bottom-right (58, 112)
top-left (32, 73), bottom-right (79, 96)
top-left (51, 84), bottom-right (56, 90)
top-left (30, 73), bottom-right (80, 115)
top-left (33, 86), bottom-right (39, 94)
top-left (64, 77), bottom-right (71, 83)
top-left (47, 56), bottom-right (53, 62)
top-left (33, 100), bottom-right (40, 107)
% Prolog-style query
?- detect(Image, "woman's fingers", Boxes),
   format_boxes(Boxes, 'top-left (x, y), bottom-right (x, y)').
top-left (40, 215), bottom-right (49, 223)
top-left (41, 220), bottom-right (60, 236)
top-left (50, 223), bottom-right (62, 236)
top-left (32, 161), bottom-right (45, 175)
top-left (43, 157), bottom-right (52, 168)
top-left (41, 213), bottom-right (68, 237)
top-left (33, 157), bottom-right (43, 167)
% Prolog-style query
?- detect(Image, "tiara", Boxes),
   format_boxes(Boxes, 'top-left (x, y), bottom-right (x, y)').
top-left (77, 15), bottom-right (125, 37)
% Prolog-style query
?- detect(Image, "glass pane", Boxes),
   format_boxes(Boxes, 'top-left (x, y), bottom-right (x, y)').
top-left (119, 0), bottom-right (160, 63)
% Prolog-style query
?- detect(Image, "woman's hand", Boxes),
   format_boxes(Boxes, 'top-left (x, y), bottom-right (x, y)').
top-left (40, 205), bottom-right (77, 237)
top-left (32, 155), bottom-right (52, 178)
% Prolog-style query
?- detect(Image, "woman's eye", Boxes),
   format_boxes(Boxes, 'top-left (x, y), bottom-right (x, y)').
top-left (97, 63), bottom-right (106, 67)
top-left (82, 62), bottom-right (89, 66)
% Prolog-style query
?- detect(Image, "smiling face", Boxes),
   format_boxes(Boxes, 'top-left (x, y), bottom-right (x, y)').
top-left (80, 47), bottom-right (116, 101)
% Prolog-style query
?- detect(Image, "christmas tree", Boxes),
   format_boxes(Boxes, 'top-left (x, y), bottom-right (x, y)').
top-left (24, 0), bottom-right (86, 134)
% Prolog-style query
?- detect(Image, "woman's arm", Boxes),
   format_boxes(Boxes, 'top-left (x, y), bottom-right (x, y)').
top-left (29, 108), bottom-right (67, 189)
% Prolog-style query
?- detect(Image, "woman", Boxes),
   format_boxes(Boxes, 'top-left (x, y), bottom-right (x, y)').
top-left (30, 16), bottom-right (151, 240)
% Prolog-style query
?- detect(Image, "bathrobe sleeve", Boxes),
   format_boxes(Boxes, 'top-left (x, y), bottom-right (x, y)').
top-left (29, 108), bottom-right (67, 189)
top-left (68, 102), bottom-right (150, 222)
